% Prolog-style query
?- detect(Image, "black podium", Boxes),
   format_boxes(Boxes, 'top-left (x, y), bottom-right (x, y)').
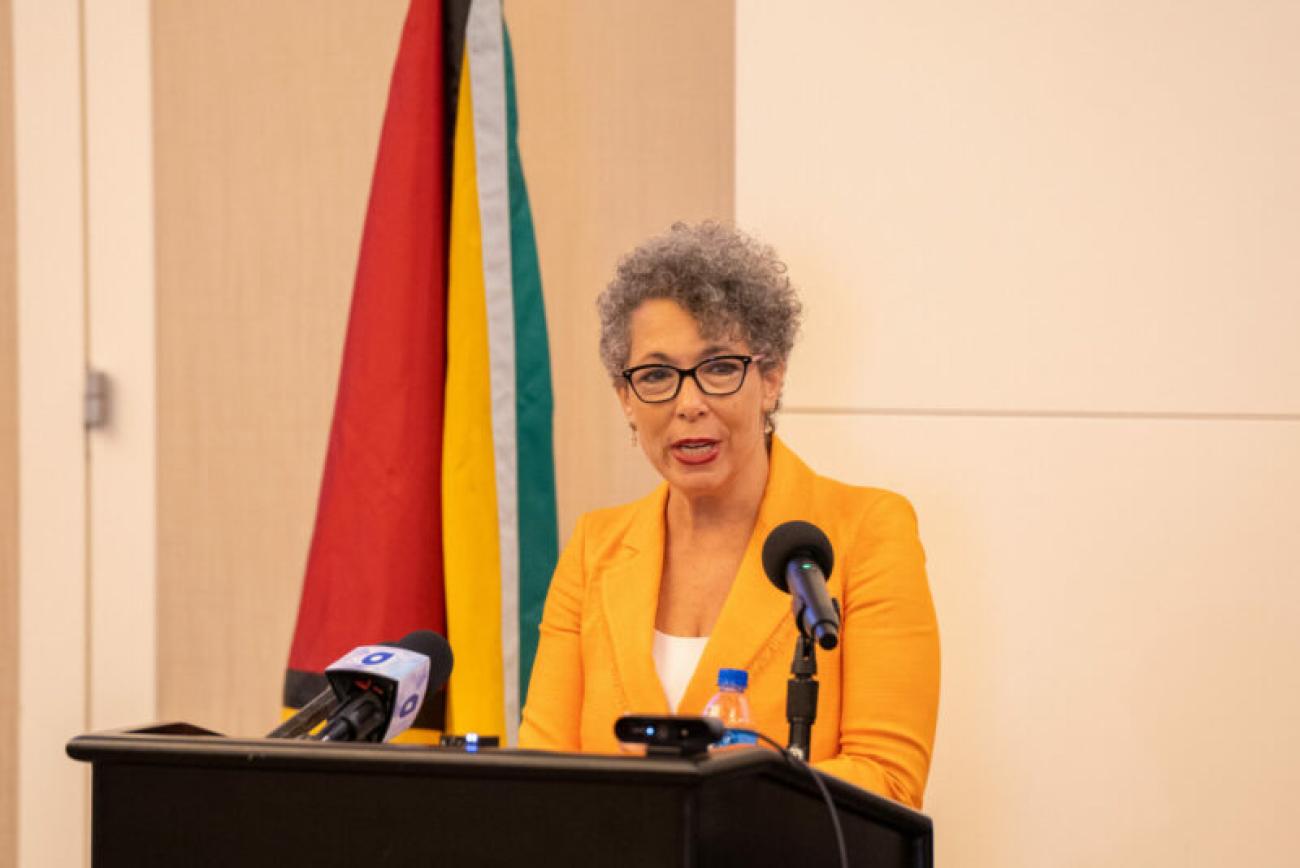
top-left (68, 724), bottom-right (932, 867)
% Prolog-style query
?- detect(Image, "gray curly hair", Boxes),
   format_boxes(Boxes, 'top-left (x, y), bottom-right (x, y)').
top-left (597, 222), bottom-right (802, 383)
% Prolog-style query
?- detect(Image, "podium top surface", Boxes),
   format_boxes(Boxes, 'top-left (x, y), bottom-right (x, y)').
top-left (67, 722), bottom-right (931, 839)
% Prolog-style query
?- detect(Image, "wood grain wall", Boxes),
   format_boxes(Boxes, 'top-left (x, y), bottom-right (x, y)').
top-left (153, 0), bottom-right (408, 735)
top-left (152, 1), bottom-right (733, 737)
top-left (0, 0), bottom-right (19, 862)
top-left (504, 0), bottom-right (735, 539)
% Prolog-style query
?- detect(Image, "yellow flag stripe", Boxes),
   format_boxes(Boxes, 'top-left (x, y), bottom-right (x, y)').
top-left (443, 44), bottom-right (506, 739)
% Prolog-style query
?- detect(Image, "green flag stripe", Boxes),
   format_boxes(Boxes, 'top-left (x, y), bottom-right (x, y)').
top-left (504, 25), bottom-right (559, 710)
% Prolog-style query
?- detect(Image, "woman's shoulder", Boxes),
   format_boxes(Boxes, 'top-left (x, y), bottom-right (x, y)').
top-left (567, 483), bottom-right (667, 551)
top-left (812, 475), bottom-right (920, 542)
top-left (774, 439), bottom-right (921, 541)
top-left (774, 441), bottom-right (920, 514)
top-left (814, 473), bottom-right (917, 517)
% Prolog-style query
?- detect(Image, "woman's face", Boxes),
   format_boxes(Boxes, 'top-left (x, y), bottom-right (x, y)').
top-left (619, 299), bottom-right (785, 501)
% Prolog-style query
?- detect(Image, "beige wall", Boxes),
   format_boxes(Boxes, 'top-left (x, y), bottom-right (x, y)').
top-left (738, 2), bottom-right (1300, 865)
top-left (0, 1), bottom-right (18, 864)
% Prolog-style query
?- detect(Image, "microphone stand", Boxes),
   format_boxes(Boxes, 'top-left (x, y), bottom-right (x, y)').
top-left (786, 599), bottom-right (839, 761)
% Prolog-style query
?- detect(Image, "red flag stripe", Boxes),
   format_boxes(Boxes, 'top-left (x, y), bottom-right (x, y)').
top-left (287, 0), bottom-right (448, 681)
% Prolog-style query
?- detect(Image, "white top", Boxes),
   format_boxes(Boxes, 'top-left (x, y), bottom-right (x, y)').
top-left (652, 629), bottom-right (710, 713)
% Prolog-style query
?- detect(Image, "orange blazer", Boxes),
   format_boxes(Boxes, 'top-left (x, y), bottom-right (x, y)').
top-left (519, 437), bottom-right (940, 809)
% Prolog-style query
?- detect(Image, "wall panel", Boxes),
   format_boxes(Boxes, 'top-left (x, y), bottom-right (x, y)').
top-left (505, 0), bottom-right (734, 540)
top-left (153, 0), bottom-right (407, 735)
top-left (779, 413), bottom-right (1300, 867)
top-left (0, 0), bottom-right (18, 861)
top-left (85, 0), bottom-right (157, 736)
top-left (13, 0), bottom-right (89, 862)
top-left (739, 1), bottom-right (1300, 415)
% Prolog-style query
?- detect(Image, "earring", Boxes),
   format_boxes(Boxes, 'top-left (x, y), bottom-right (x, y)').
top-left (629, 422), bottom-right (638, 446)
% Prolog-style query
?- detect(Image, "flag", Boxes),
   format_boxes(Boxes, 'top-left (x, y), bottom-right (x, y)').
top-left (283, 0), bottom-right (556, 745)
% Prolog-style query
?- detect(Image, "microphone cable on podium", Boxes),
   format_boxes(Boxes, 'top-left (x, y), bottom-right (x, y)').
top-left (733, 728), bottom-right (848, 868)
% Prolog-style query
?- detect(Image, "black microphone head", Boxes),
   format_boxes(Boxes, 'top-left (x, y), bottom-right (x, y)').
top-left (761, 520), bottom-right (835, 592)
top-left (385, 629), bottom-right (455, 693)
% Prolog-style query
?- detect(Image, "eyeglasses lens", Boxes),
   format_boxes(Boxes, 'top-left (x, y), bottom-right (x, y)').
top-left (630, 357), bottom-right (748, 401)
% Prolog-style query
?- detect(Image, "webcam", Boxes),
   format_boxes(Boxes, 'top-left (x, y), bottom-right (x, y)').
top-left (614, 715), bottom-right (725, 757)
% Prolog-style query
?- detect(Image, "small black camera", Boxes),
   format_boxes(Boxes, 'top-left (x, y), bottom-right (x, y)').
top-left (438, 733), bottom-right (499, 751)
top-left (614, 715), bottom-right (725, 757)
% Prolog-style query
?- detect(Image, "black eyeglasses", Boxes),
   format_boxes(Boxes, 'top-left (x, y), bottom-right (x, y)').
top-left (621, 355), bottom-right (760, 403)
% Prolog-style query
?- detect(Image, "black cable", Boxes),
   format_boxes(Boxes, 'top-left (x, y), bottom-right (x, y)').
top-left (803, 759), bottom-right (849, 868)
top-left (735, 730), bottom-right (848, 868)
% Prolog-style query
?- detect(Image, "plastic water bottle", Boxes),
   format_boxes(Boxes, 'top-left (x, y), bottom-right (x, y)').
top-left (701, 668), bottom-right (758, 748)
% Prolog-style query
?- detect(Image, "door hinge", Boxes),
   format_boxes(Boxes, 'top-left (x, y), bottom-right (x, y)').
top-left (85, 369), bottom-right (111, 430)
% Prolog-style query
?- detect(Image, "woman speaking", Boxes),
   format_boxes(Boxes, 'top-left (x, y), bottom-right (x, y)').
top-left (519, 223), bottom-right (940, 809)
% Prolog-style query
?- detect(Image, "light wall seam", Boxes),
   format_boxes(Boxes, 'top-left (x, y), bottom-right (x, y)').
top-left (783, 407), bottom-right (1300, 423)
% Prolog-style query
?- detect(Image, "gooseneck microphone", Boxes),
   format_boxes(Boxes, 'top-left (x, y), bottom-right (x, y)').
top-left (762, 521), bottom-right (840, 761)
top-left (762, 520), bottom-right (840, 650)
top-left (269, 630), bottom-right (453, 743)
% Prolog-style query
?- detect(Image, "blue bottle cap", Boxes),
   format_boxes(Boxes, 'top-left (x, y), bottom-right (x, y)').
top-left (717, 668), bottom-right (748, 689)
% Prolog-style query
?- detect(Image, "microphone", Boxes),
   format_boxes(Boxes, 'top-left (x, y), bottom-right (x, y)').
top-left (762, 521), bottom-right (840, 650)
top-left (267, 682), bottom-right (340, 740)
top-left (268, 630), bottom-right (452, 742)
top-left (315, 629), bottom-right (454, 743)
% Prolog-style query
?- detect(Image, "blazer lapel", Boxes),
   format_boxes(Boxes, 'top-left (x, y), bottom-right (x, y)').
top-left (598, 484), bottom-right (673, 714)
top-left (676, 437), bottom-right (815, 715)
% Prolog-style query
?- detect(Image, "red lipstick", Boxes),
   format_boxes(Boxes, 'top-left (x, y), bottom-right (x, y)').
top-left (671, 438), bottom-right (720, 465)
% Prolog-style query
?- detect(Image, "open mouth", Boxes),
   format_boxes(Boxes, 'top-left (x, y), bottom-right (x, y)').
top-left (671, 439), bottom-right (720, 465)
